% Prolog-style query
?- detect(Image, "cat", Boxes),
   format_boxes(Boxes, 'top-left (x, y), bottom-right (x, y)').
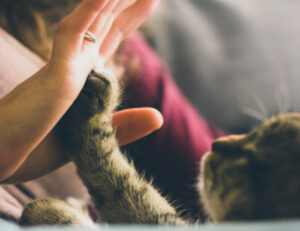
top-left (2, 0), bottom-right (300, 225)
top-left (19, 69), bottom-right (300, 225)
top-left (20, 70), bottom-right (186, 226)
top-left (200, 113), bottom-right (300, 221)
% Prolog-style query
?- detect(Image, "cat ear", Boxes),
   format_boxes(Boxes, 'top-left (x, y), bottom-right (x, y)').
top-left (212, 135), bottom-right (246, 153)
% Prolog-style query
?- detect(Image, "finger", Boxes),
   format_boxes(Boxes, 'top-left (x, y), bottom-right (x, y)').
top-left (86, 0), bottom-right (118, 39)
top-left (81, 0), bottom-right (119, 52)
top-left (82, 0), bottom-right (131, 52)
top-left (62, 0), bottom-right (109, 34)
top-left (111, 0), bottom-right (137, 16)
top-left (112, 108), bottom-right (163, 146)
top-left (100, 0), bottom-right (160, 58)
top-left (88, 0), bottom-right (136, 43)
top-left (113, 0), bottom-right (160, 37)
top-left (52, 0), bottom-right (109, 59)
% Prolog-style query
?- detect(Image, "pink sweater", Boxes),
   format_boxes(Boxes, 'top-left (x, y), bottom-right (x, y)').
top-left (121, 34), bottom-right (225, 220)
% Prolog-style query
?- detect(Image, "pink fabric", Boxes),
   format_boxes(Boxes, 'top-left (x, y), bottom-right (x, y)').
top-left (123, 34), bottom-right (224, 160)
top-left (0, 29), bottom-right (91, 223)
top-left (0, 28), bottom-right (44, 98)
top-left (0, 28), bottom-right (224, 222)
top-left (122, 34), bottom-right (225, 220)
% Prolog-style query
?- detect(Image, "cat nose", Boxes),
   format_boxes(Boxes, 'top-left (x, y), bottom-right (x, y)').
top-left (212, 135), bottom-right (244, 152)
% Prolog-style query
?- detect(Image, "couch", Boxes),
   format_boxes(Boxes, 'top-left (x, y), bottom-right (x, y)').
top-left (1, 26), bottom-right (300, 230)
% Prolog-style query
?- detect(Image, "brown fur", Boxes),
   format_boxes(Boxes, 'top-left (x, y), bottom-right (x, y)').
top-left (59, 70), bottom-right (185, 224)
top-left (20, 69), bottom-right (300, 225)
top-left (3, 0), bottom-right (300, 226)
top-left (20, 198), bottom-right (95, 227)
top-left (20, 70), bottom-right (185, 226)
top-left (200, 113), bottom-right (300, 221)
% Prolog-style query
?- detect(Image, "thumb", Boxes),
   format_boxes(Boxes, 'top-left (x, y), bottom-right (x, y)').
top-left (112, 107), bottom-right (163, 146)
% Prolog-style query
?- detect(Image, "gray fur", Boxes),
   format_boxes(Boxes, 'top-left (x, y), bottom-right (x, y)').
top-left (21, 70), bottom-right (185, 226)
top-left (200, 113), bottom-right (300, 221)
top-left (5, 0), bottom-right (300, 225)
top-left (20, 71), bottom-right (300, 225)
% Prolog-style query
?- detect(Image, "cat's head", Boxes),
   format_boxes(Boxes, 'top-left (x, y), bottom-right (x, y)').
top-left (200, 112), bottom-right (300, 222)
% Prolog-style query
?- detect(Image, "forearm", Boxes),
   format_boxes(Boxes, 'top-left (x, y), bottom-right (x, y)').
top-left (2, 128), bottom-right (68, 184)
top-left (0, 65), bottom-right (75, 181)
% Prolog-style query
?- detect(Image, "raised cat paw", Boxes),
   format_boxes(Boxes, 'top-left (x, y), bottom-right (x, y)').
top-left (61, 69), bottom-right (120, 128)
top-left (82, 69), bottom-right (119, 116)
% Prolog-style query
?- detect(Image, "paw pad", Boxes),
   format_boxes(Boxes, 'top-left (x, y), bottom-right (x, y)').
top-left (64, 69), bottom-right (120, 125)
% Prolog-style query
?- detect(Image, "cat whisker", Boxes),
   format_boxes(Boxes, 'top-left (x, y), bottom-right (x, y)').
top-left (242, 108), bottom-right (266, 122)
top-left (251, 91), bottom-right (269, 120)
top-left (242, 91), bottom-right (269, 122)
top-left (276, 79), bottom-right (290, 113)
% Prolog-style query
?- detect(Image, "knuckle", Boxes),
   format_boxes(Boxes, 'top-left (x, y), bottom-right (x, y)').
top-left (57, 19), bottom-right (81, 36)
top-left (83, 0), bottom-right (100, 14)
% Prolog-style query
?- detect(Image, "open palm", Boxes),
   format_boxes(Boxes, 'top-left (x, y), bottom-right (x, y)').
top-left (47, 0), bottom-right (159, 98)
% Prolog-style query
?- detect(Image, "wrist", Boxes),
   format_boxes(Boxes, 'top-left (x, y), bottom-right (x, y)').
top-left (36, 63), bottom-right (84, 103)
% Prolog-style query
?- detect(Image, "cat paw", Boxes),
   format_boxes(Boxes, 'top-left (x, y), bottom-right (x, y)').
top-left (82, 69), bottom-right (119, 116)
top-left (62, 69), bottom-right (120, 127)
top-left (20, 198), bottom-right (95, 227)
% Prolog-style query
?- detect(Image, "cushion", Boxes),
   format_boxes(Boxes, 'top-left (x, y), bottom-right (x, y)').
top-left (147, 0), bottom-right (300, 133)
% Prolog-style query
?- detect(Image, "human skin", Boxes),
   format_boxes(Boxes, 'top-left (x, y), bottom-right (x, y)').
top-left (0, 0), bottom-right (161, 183)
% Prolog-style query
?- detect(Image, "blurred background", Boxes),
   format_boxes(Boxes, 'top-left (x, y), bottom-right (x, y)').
top-left (146, 0), bottom-right (300, 133)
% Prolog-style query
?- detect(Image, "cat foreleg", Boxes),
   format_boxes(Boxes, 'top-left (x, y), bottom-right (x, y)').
top-left (19, 198), bottom-right (95, 227)
top-left (70, 118), bottom-right (185, 224)
top-left (60, 71), bottom-right (186, 224)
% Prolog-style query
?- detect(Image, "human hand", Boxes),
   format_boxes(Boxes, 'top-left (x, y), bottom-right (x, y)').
top-left (0, 0), bottom-right (162, 182)
top-left (46, 0), bottom-right (160, 99)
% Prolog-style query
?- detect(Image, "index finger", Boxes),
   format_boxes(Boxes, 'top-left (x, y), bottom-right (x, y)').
top-left (100, 0), bottom-right (160, 58)
top-left (61, 0), bottom-right (110, 33)
top-left (51, 0), bottom-right (110, 62)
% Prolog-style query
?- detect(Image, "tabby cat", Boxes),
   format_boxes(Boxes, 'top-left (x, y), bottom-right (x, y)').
top-left (19, 69), bottom-right (300, 225)
top-left (2, 0), bottom-right (300, 225)
top-left (201, 114), bottom-right (300, 221)
top-left (20, 70), bottom-right (187, 225)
